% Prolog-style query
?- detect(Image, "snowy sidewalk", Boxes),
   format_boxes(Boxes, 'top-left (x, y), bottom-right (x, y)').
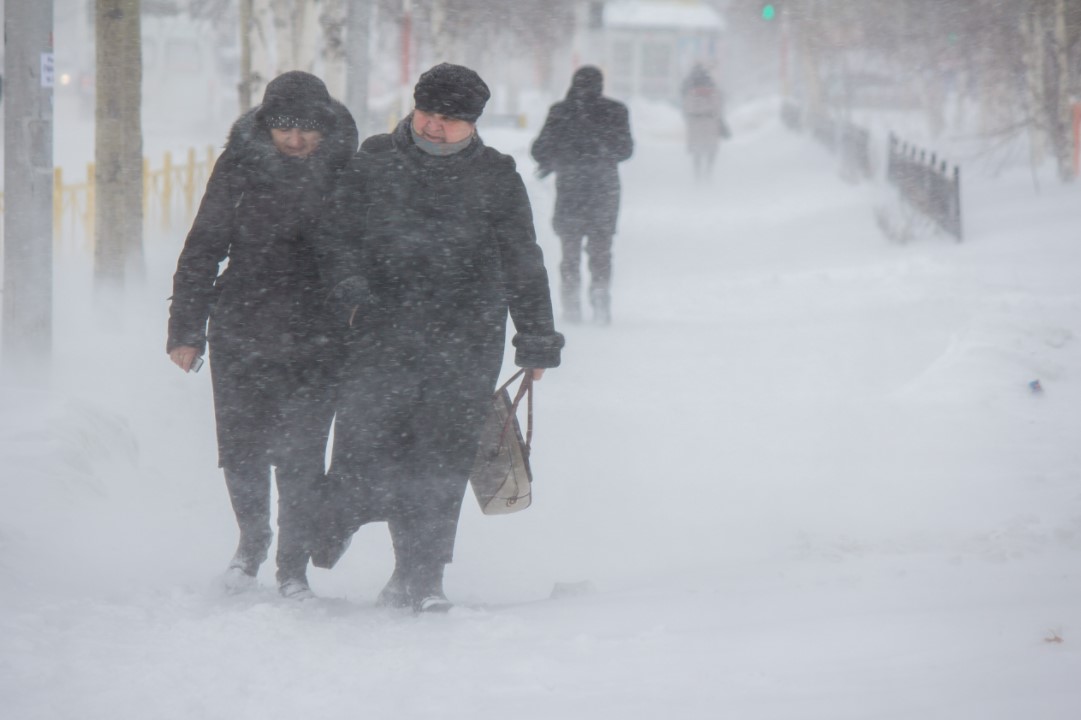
top-left (3, 98), bottom-right (1080, 720)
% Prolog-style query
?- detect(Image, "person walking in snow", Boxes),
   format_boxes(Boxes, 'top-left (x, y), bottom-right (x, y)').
top-left (312, 63), bottom-right (564, 613)
top-left (531, 65), bottom-right (633, 325)
top-left (681, 63), bottom-right (729, 181)
top-left (167, 71), bottom-right (358, 599)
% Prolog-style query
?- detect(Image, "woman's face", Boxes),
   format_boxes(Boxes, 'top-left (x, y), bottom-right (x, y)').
top-left (412, 109), bottom-right (475, 144)
top-left (270, 127), bottom-right (324, 158)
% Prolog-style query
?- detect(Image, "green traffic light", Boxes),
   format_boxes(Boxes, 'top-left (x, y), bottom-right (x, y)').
top-left (762, 4), bottom-right (776, 20)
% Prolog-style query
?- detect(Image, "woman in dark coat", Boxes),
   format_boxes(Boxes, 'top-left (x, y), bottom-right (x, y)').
top-left (531, 66), bottom-right (633, 324)
top-left (316, 63), bottom-right (564, 613)
top-left (167, 71), bottom-right (358, 598)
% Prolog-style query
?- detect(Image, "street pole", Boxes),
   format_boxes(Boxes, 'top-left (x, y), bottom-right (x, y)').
top-left (2, 0), bottom-right (55, 382)
top-left (94, 0), bottom-right (144, 297)
top-left (345, 0), bottom-right (371, 135)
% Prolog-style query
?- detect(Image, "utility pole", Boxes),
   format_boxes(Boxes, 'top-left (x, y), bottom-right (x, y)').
top-left (2, 0), bottom-right (55, 382)
top-left (94, 0), bottom-right (144, 296)
top-left (346, 0), bottom-right (371, 134)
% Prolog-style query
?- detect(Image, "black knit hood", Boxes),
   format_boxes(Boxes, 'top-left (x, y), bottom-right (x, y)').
top-left (223, 94), bottom-right (358, 193)
top-left (567, 66), bottom-right (604, 102)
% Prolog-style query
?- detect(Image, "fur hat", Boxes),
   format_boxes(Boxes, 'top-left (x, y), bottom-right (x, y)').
top-left (413, 63), bottom-right (490, 122)
top-left (256, 71), bottom-right (335, 132)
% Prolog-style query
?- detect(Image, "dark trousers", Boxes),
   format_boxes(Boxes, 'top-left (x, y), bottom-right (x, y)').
top-left (213, 353), bottom-right (335, 584)
top-left (224, 451), bottom-right (326, 583)
top-left (560, 233), bottom-right (613, 292)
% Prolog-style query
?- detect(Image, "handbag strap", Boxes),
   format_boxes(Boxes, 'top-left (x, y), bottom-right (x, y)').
top-left (494, 369), bottom-right (534, 452)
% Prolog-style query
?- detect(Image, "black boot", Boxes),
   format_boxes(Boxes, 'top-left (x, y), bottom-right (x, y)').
top-left (278, 575), bottom-right (315, 600)
top-left (228, 530), bottom-right (271, 575)
top-left (276, 544), bottom-right (315, 601)
top-left (408, 562), bottom-right (452, 614)
top-left (375, 566), bottom-right (410, 609)
top-left (223, 465), bottom-right (273, 580)
top-left (375, 562), bottom-right (452, 613)
top-left (274, 468), bottom-right (317, 601)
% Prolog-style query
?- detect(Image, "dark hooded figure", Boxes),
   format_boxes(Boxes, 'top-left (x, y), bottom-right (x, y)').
top-left (531, 65), bottom-right (633, 324)
top-left (313, 63), bottom-right (564, 613)
top-left (167, 71), bottom-right (358, 599)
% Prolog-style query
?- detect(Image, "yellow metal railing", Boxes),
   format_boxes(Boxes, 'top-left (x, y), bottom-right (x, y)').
top-left (53, 163), bottom-right (97, 247)
top-left (1, 145), bottom-right (218, 253)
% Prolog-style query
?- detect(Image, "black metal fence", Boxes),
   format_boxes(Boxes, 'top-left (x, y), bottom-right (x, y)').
top-left (790, 107), bottom-right (872, 181)
top-left (839, 122), bottom-right (871, 180)
top-left (886, 134), bottom-right (963, 241)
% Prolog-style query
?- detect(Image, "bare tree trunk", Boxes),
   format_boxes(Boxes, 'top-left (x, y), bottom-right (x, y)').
top-left (345, 0), bottom-right (372, 134)
top-left (271, 0), bottom-right (295, 69)
top-left (1021, 6), bottom-right (1047, 172)
top-left (321, 0), bottom-right (348, 98)
top-left (94, 0), bottom-right (144, 292)
top-left (429, 0), bottom-right (453, 64)
top-left (2, 0), bottom-right (54, 381)
top-left (248, 0), bottom-right (275, 104)
top-left (1050, 0), bottom-right (1074, 180)
top-left (239, 0), bottom-right (255, 112)
top-left (294, 0), bottom-right (323, 73)
top-left (244, 0), bottom-right (337, 111)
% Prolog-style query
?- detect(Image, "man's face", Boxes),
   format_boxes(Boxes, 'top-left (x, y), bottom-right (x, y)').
top-left (412, 109), bottom-right (475, 144)
top-left (270, 127), bottom-right (324, 158)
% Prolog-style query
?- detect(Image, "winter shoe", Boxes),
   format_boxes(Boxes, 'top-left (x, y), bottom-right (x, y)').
top-left (415, 594), bottom-right (454, 614)
top-left (408, 562), bottom-right (452, 614)
top-left (279, 577), bottom-right (316, 601)
top-left (230, 526), bottom-right (272, 577)
top-left (221, 546), bottom-right (263, 593)
top-left (221, 564), bottom-right (257, 594)
top-left (227, 549), bottom-right (261, 576)
top-left (377, 562), bottom-right (453, 613)
top-left (375, 568), bottom-right (410, 609)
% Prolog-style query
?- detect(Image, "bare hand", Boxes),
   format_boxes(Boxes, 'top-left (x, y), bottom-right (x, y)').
top-left (530, 368), bottom-right (545, 381)
top-left (169, 345), bottom-right (201, 373)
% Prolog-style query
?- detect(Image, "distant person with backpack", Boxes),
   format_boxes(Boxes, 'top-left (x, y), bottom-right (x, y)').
top-left (681, 64), bottom-right (729, 181)
top-left (531, 66), bottom-right (633, 325)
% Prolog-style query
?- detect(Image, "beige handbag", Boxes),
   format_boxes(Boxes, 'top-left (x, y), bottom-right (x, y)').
top-left (469, 370), bottom-right (533, 514)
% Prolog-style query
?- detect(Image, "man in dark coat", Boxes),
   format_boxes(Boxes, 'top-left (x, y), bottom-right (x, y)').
top-left (531, 66), bottom-right (633, 324)
top-left (167, 71), bottom-right (358, 599)
top-left (315, 63), bottom-right (564, 613)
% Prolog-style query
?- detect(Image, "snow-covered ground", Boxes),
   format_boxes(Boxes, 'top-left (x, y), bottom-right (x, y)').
top-left (2, 95), bottom-right (1080, 719)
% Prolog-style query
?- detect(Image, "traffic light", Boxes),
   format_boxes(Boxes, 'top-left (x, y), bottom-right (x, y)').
top-left (762, 4), bottom-right (776, 21)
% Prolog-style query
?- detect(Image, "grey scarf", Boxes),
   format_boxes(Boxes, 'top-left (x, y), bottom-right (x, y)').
top-left (411, 126), bottom-right (475, 156)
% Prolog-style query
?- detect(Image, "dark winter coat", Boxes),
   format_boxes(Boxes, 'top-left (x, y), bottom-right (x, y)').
top-left (531, 67), bottom-right (633, 239)
top-left (314, 117), bottom-right (564, 560)
top-left (167, 101), bottom-right (358, 469)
